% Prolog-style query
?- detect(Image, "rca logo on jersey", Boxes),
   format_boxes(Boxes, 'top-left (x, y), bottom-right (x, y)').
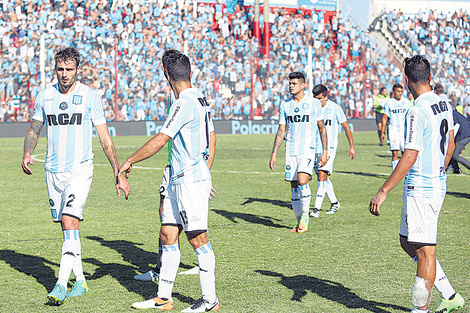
top-left (47, 113), bottom-right (83, 126)
top-left (287, 115), bottom-right (309, 123)
top-left (431, 101), bottom-right (448, 115)
top-left (325, 119), bottom-right (332, 126)
top-left (72, 95), bottom-right (83, 105)
top-left (59, 102), bottom-right (68, 110)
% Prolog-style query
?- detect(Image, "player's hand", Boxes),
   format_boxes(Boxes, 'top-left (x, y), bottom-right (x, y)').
top-left (116, 173), bottom-right (131, 200)
top-left (22, 155), bottom-right (34, 175)
top-left (269, 154), bottom-right (277, 171)
top-left (319, 152), bottom-right (328, 168)
top-left (209, 184), bottom-right (217, 200)
top-left (349, 147), bottom-right (356, 160)
top-left (118, 160), bottom-right (132, 179)
top-left (380, 133), bottom-right (385, 143)
top-left (369, 190), bottom-right (387, 216)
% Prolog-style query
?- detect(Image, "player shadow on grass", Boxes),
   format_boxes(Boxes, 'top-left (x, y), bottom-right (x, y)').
top-left (87, 236), bottom-right (195, 274)
top-left (83, 257), bottom-right (197, 305)
top-left (0, 249), bottom-right (59, 292)
top-left (336, 170), bottom-right (389, 180)
top-left (446, 191), bottom-right (470, 199)
top-left (256, 270), bottom-right (409, 312)
top-left (212, 209), bottom-right (290, 229)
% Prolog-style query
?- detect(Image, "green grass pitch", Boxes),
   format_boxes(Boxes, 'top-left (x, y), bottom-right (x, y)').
top-left (1, 132), bottom-right (469, 312)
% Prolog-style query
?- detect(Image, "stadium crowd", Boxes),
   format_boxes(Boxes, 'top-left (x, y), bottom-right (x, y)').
top-left (0, 0), bottom-right (469, 123)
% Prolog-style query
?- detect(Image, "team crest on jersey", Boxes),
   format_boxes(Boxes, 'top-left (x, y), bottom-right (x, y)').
top-left (59, 102), bottom-right (68, 110)
top-left (72, 95), bottom-right (83, 105)
top-left (294, 107), bottom-right (300, 113)
top-left (302, 103), bottom-right (309, 109)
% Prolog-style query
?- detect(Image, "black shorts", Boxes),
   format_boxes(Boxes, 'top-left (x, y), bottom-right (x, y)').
top-left (375, 112), bottom-right (384, 124)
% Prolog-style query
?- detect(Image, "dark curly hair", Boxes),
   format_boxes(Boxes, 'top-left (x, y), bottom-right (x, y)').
top-left (55, 47), bottom-right (81, 68)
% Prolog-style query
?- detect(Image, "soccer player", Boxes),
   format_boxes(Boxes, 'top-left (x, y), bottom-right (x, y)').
top-left (119, 50), bottom-right (219, 312)
top-left (269, 72), bottom-right (327, 233)
top-left (369, 55), bottom-right (465, 313)
top-left (21, 47), bottom-right (130, 305)
top-left (380, 84), bottom-right (412, 171)
top-left (310, 84), bottom-right (356, 218)
top-left (373, 87), bottom-right (389, 146)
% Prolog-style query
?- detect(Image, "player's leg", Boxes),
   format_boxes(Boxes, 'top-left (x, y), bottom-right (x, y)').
top-left (183, 231), bottom-right (219, 312)
top-left (413, 245), bottom-right (436, 311)
top-left (391, 150), bottom-right (399, 170)
top-left (132, 187), bottom-right (181, 310)
top-left (296, 172), bottom-right (312, 233)
top-left (180, 181), bottom-right (219, 312)
top-left (312, 170), bottom-right (327, 217)
top-left (134, 165), bottom-right (170, 282)
top-left (376, 113), bottom-right (384, 145)
top-left (325, 178), bottom-right (341, 214)
top-left (286, 155), bottom-right (302, 229)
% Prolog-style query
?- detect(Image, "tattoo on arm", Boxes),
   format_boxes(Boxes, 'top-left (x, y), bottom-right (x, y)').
top-left (100, 137), bottom-right (120, 173)
top-left (318, 120), bottom-right (328, 151)
top-left (272, 129), bottom-right (285, 154)
top-left (24, 120), bottom-right (44, 155)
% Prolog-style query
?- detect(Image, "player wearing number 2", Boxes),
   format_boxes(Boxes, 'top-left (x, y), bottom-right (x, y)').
top-left (119, 50), bottom-right (218, 312)
top-left (270, 72), bottom-right (327, 233)
top-left (21, 47), bottom-right (130, 305)
top-left (369, 55), bottom-right (464, 313)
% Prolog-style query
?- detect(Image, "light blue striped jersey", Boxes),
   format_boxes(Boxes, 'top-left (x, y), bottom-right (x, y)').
top-left (384, 97), bottom-right (411, 134)
top-left (279, 94), bottom-right (323, 156)
top-left (32, 82), bottom-right (106, 173)
top-left (315, 100), bottom-right (347, 151)
top-left (159, 88), bottom-right (214, 184)
top-left (404, 91), bottom-right (454, 198)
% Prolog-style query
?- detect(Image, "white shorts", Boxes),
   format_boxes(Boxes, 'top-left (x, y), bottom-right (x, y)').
top-left (159, 165), bottom-right (171, 197)
top-left (284, 154), bottom-right (315, 181)
top-left (161, 180), bottom-right (211, 232)
top-left (389, 131), bottom-right (405, 152)
top-left (45, 160), bottom-right (94, 222)
top-left (314, 149), bottom-right (336, 175)
top-left (399, 194), bottom-right (444, 245)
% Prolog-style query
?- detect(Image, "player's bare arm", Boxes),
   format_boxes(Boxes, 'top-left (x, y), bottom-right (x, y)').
top-left (22, 119), bottom-right (44, 175)
top-left (445, 130), bottom-right (455, 168)
top-left (270, 124), bottom-right (286, 171)
top-left (119, 132), bottom-right (171, 178)
top-left (208, 131), bottom-right (217, 199)
top-left (341, 121), bottom-right (356, 159)
top-left (95, 124), bottom-right (130, 199)
top-left (369, 149), bottom-right (418, 216)
top-left (380, 114), bottom-right (388, 142)
top-left (317, 120), bottom-right (328, 167)
top-left (207, 131), bottom-right (216, 170)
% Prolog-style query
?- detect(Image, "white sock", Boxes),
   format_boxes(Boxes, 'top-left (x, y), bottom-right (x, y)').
top-left (299, 184), bottom-right (311, 216)
top-left (411, 256), bottom-right (455, 300)
top-left (434, 259), bottom-right (456, 300)
top-left (314, 181), bottom-right (326, 210)
top-left (157, 243), bottom-right (181, 300)
top-left (291, 187), bottom-right (302, 221)
top-left (196, 242), bottom-right (217, 303)
top-left (57, 229), bottom-right (80, 287)
top-left (392, 160), bottom-right (399, 170)
top-left (325, 178), bottom-right (338, 204)
top-left (72, 233), bottom-right (85, 282)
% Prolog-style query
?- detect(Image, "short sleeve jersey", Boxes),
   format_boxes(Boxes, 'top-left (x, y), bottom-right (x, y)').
top-left (404, 91), bottom-right (454, 198)
top-left (384, 97), bottom-right (411, 134)
top-left (279, 94), bottom-right (323, 156)
top-left (32, 82), bottom-right (106, 173)
top-left (315, 100), bottom-right (347, 151)
top-left (159, 88), bottom-right (214, 184)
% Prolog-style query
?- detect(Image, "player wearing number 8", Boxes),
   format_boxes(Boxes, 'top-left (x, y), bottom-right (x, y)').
top-left (369, 55), bottom-right (465, 313)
